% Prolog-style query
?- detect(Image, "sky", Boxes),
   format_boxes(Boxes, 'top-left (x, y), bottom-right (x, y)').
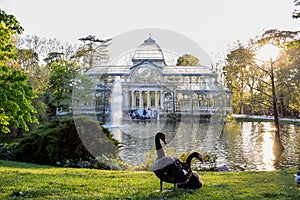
top-left (1, 0), bottom-right (299, 60)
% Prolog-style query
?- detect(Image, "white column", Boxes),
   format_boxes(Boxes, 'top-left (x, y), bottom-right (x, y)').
top-left (139, 90), bottom-right (143, 108)
top-left (124, 88), bottom-right (129, 109)
top-left (147, 90), bottom-right (150, 108)
top-left (155, 90), bottom-right (158, 109)
top-left (131, 90), bottom-right (135, 109)
top-left (160, 90), bottom-right (164, 110)
top-left (189, 76), bottom-right (192, 113)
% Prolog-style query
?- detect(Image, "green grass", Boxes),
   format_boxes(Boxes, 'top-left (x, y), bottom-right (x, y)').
top-left (0, 160), bottom-right (299, 199)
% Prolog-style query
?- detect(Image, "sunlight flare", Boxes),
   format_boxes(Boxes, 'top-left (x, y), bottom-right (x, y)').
top-left (261, 123), bottom-right (275, 171)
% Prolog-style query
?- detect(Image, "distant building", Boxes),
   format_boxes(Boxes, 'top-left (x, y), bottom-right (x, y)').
top-left (77, 36), bottom-right (231, 119)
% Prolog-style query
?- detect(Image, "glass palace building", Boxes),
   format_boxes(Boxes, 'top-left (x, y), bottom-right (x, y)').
top-left (78, 36), bottom-right (231, 120)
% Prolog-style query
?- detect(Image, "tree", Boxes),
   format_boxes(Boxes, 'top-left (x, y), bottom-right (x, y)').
top-left (0, 10), bottom-right (38, 133)
top-left (224, 31), bottom-right (293, 153)
top-left (44, 52), bottom-right (64, 64)
top-left (176, 54), bottom-right (199, 66)
top-left (257, 29), bottom-right (299, 46)
top-left (223, 42), bottom-right (257, 114)
top-left (17, 35), bottom-right (78, 65)
top-left (17, 49), bottom-right (39, 71)
top-left (17, 48), bottom-right (49, 123)
top-left (224, 30), bottom-right (300, 116)
top-left (73, 35), bottom-right (111, 72)
top-left (16, 35), bottom-right (79, 121)
top-left (293, 0), bottom-right (300, 19)
top-left (276, 40), bottom-right (300, 116)
top-left (44, 60), bottom-right (80, 115)
top-left (256, 29), bottom-right (300, 118)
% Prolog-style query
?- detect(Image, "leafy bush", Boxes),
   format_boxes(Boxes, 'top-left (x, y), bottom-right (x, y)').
top-left (14, 116), bottom-right (120, 166)
top-left (0, 143), bottom-right (19, 160)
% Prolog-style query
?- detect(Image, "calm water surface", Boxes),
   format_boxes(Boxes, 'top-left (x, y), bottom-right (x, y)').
top-left (109, 119), bottom-right (300, 171)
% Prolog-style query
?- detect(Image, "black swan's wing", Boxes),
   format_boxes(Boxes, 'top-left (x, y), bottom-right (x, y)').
top-left (153, 157), bottom-right (191, 184)
top-left (153, 156), bottom-right (174, 171)
top-left (177, 171), bottom-right (202, 189)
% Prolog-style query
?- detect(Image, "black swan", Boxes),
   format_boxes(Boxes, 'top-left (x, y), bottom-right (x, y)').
top-left (177, 152), bottom-right (203, 189)
top-left (152, 132), bottom-right (191, 191)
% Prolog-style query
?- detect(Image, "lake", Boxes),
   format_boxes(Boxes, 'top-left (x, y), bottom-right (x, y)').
top-left (108, 119), bottom-right (300, 171)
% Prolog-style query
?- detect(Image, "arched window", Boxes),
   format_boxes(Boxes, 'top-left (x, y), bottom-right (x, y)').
top-left (131, 65), bottom-right (161, 84)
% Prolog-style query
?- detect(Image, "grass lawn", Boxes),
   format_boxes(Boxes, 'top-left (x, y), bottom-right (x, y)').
top-left (0, 160), bottom-right (299, 199)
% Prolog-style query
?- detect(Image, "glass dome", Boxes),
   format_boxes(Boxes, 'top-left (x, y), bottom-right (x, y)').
top-left (132, 36), bottom-right (165, 63)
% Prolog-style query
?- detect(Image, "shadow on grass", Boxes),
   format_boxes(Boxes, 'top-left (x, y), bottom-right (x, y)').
top-left (125, 189), bottom-right (200, 200)
top-left (0, 160), bottom-right (52, 169)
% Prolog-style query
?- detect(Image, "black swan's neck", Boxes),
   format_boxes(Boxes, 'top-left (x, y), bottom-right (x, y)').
top-left (186, 152), bottom-right (200, 166)
top-left (155, 134), bottom-right (165, 159)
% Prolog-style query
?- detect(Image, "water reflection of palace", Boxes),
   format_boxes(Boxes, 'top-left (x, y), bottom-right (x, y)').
top-left (85, 36), bottom-right (232, 118)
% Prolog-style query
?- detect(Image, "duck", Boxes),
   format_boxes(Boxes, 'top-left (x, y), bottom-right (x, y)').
top-left (177, 152), bottom-right (204, 189)
top-left (152, 132), bottom-right (191, 191)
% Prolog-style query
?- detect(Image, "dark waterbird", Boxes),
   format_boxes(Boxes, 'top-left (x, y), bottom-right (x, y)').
top-left (177, 152), bottom-right (204, 189)
top-left (152, 132), bottom-right (191, 191)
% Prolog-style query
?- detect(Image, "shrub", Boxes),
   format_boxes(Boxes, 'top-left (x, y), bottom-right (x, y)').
top-left (0, 143), bottom-right (19, 160)
top-left (14, 116), bottom-right (120, 166)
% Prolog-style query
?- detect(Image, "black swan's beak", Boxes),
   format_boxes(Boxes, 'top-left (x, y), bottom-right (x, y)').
top-left (199, 156), bottom-right (204, 163)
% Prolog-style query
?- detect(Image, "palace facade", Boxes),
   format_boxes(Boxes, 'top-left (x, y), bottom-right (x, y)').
top-left (80, 36), bottom-right (231, 119)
